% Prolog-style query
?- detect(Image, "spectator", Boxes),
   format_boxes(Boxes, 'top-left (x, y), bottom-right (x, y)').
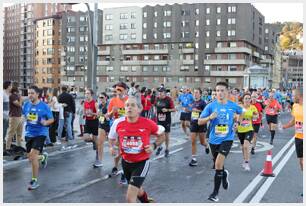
top-left (128, 82), bottom-right (136, 97)
top-left (49, 88), bottom-right (60, 143)
top-left (3, 81), bottom-right (12, 145)
top-left (77, 100), bottom-right (86, 137)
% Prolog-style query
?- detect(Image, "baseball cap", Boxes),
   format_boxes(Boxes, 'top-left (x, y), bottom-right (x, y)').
top-left (158, 87), bottom-right (166, 92)
top-left (113, 82), bottom-right (128, 90)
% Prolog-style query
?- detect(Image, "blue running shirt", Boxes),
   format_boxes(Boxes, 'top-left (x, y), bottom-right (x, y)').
top-left (178, 93), bottom-right (194, 112)
top-left (200, 100), bottom-right (242, 144)
top-left (23, 101), bottom-right (53, 138)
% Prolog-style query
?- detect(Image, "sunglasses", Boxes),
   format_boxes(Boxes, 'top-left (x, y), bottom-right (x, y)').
top-left (116, 88), bottom-right (123, 92)
top-left (99, 96), bottom-right (105, 99)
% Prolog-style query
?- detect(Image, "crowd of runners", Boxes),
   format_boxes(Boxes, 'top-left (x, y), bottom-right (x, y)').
top-left (2, 80), bottom-right (303, 202)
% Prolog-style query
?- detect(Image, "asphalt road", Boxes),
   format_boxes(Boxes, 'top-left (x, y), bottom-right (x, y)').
top-left (3, 112), bottom-right (303, 203)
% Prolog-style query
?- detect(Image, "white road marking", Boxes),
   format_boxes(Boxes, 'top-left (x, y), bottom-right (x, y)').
top-left (230, 140), bottom-right (273, 153)
top-left (152, 147), bottom-right (184, 161)
top-left (250, 145), bottom-right (295, 203)
top-left (233, 137), bottom-right (295, 203)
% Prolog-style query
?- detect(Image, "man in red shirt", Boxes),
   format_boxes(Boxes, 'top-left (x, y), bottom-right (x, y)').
top-left (251, 92), bottom-right (263, 154)
top-left (264, 90), bottom-right (282, 145)
top-left (108, 97), bottom-right (165, 203)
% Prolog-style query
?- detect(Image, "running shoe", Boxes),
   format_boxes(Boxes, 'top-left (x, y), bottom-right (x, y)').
top-left (270, 140), bottom-right (273, 145)
top-left (148, 197), bottom-right (155, 203)
top-left (93, 160), bottom-right (103, 168)
top-left (208, 193), bottom-right (219, 202)
top-left (251, 147), bottom-right (255, 155)
top-left (244, 163), bottom-right (251, 171)
top-left (189, 159), bottom-right (198, 167)
top-left (40, 152), bottom-right (48, 169)
top-left (112, 167), bottom-right (118, 175)
top-left (222, 169), bottom-right (230, 190)
top-left (164, 149), bottom-right (169, 158)
top-left (119, 174), bottom-right (128, 185)
top-left (28, 180), bottom-right (40, 190)
top-left (54, 141), bottom-right (62, 145)
top-left (205, 147), bottom-right (210, 154)
top-left (156, 146), bottom-right (163, 156)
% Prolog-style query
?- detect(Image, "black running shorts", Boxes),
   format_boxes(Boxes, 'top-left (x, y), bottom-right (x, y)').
top-left (84, 119), bottom-right (99, 136)
top-left (157, 121), bottom-right (171, 133)
top-left (237, 131), bottom-right (254, 145)
top-left (190, 121), bottom-right (207, 133)
top-left (25, 136), bottom-right (46, 153)
top-left (253, 124), bottom-right (260, 133)
top-left (122, 158), bottom-right (150, 188)
top-left (180, 112), bottom-right (191, 121)
top-left (266, 114), bottom-right (278, 125)
top-left (295, 138), bottom-right (303, 158)
top-left (210, 140), bottom-right (233, 159)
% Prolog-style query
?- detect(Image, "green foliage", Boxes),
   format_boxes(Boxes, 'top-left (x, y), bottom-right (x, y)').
top-left (279, 22), bottom-right (303, 50)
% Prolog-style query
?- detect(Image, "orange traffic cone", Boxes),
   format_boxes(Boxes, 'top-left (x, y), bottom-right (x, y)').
top-left (261, 150), bottom-right (275, 177)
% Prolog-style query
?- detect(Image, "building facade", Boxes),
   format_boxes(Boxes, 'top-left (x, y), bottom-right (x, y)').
top-left (34, 15), bottom-right (62, 92)
top-left (281, 51), bottom-right (303, 89)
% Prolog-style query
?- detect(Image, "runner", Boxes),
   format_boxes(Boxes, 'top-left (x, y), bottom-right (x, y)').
top-left (198, 82), bottom-right (242, 202)
top-left (282, 87), bottom-right (303, 176)
top-left (189, 88), bottom-right (210, 166)
top-left (22, 85), bottom-right (54, 190)
top-left (107, 82), bottom-right (129, 183)
top-left (178, 86), bottom-right (194, 138)
top-left (83, 89), bottom-right (100, 167)
top-left (237, 93), bottom-right (258, 171)
top-left (155, 87), bottom-right (175, 157)
top-left (94, 92), bottom-right (110, 168)
top-left (251, 92), bottom-right (263, 154)
top-left (108, 97), bottom-right (165, 203)
top-left (264, 90), bottom-right (282, 145)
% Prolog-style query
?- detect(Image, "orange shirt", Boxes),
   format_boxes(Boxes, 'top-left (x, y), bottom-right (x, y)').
top-left (292, 103), bottom-right (303, 139)
top-left (264, 99), bottom-right (281, 115)
top-left (107, 96), bottom-right (128, 119)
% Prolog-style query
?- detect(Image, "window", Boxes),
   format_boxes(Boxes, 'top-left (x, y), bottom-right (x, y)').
top-left (67, 46), bottom-right (75, 52)
top-left (105, 35), bottom-right (113, 41)
top-left (142, 66), bottom-right (148, 72)
top-left (120, 13), bottom-right (128, 19)
top-left (178, 77), bottom-right (185, 82)
top-left (228, 6), bottom-right (236, 13)
top-left (217, 19), bottom-right (221, 25)
top-left (120, 23), bottom-right (128, 30)
top-left (216, 30), bottom-right (221, 37)
top-left (195, 31), bottom-right (199, 37)
top-left (67, 36), bottom-right (75, 42)
top-left (265, 46), bottom-right (268, 51)
top-left (206, 31), bottom-right (210, 37)
top-left (143, 23), bottom-right (147, 29)
top-left (265, 28), bottom-right (269, 34)
top-left (206, 19), bottom-right (210, 25)
top-left (181, 21), bottom-right (189, 27)
top-left (80, 26), bottom-right (88, 32)
top-left (206, 7), bottom-right (210, 14)
top-left (67, 27), bottom-right (75, 33)
top-left (228, 54), bottom-right (236, 59)
top-left (194, 77), bottom-right (201, 83)
top-left (120, 66), bottom-right (129, 71)
top-left (154, 22), bottom-right (157, 28)
top-left (217, 42), bottom-right (222, 48)
top-left (163, 21), bottom-right (171, 28)
top-left (195, 43), bottom-right (199, 49)
top-left (119, 34), bottom-right (128, 40)
top-left (195, 20), bottom-right (199, 26)
top-left (106, 66), bottom-right (113, 72)
top-left (217, 7), bottom-right (221, 13)
top-left (79, 56), bottom-right (85, 63)
top-left (163, 33), bottom-right (171, 39)
top-left (153, 33), bottom-right (157, 39)
top-left (153, 66), bottom-right (159, 72)
top-left (181, 10), bottom-right (190, 16)
top-left (154, 55), bottom-right (160, 60)
top-left (131, 66), bottom-right (137, 72)
top-left (228, 30), bottom-right (236, 36)
top-left (131, 23), bottom-right (136, 29)
top-left (143, 12), bottom-right (147, 18)
top-left (181, 32), bottom-right (190, 38)
top-left (154, 11), bottom-right (157, 17)
top-left (80, 16), bottom-right (87, 21)
top-left (105, 24), bottom-right (113, 30)
top-left (131, 12), bottom-right (136, 19)
top-left (229, 78), bottom-right (237, 84)
top-left (80, 36), bottom-right (88, 42)
top-left (195, 8), bottom-right (200, 15)
top-left (105, 14), bottom-right (112, 20)
top-left (47, 39), bottom-right (53, 45)
top-left (143, 34), bottom-right (147, 39)
top-left (162, 66), bottom-right (170, 72)
top-left (67, 16), bottom-right (75, 22)
top-left (228, 18), bottom-right (236, 25)
top-left (144, 55), bottom-right (149, 60)
top-left (205, 65), bottom-right (210, 71)
top-left (180, 66), bottom-right (189, 71)
top-left (79, 46), bottom-right (87, 52)
top-left (164, 10), bottom-right (171, 16)
top-left (131, 33), bottom-right (136, 40)
top-left (205, 43), bottom-right (210, 49)
top-left (229, 42), bottom-right (237, 47)
top-left (47, 29), bottom-right (53, 36)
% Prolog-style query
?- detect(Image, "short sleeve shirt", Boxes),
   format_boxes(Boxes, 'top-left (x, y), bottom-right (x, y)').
top-left (292, 103), bottom-right (303, 139)
top-left (237, 105), bottom-right (258, 133)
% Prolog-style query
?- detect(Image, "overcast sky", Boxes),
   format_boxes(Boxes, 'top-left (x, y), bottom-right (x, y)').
top-left (3, 2), bottom-right (303, 23)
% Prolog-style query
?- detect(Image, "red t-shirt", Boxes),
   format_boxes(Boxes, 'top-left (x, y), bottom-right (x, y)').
top-left (252, 102), bottom-right (263, 124)
top-left (84, 100), bottom-right (97, 120)
top-left (264, 99), bottom-right (282, 116)
top-left (141, 95), bottom-right (152, 111)
top-left (108, 117), bottom-right (160, 163)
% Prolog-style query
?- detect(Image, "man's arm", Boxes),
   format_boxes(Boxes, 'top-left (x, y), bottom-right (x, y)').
top-left (282, 117), bottom-right (295, 129)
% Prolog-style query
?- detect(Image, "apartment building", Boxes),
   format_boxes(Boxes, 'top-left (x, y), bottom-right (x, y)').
top-left (281, 51), bottom-right (303, 89)
top-left (33, 15), bottom-right (62, 92)
top-left (60, 10), bottom-right (103, 92)
top-left (3, 3), bottom-right (71, 95)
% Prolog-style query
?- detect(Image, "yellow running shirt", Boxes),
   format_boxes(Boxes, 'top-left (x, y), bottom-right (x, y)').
top-left (292, 103), bottom-right (303, 139)
top-left (237, 105), bottom-right (258, 133)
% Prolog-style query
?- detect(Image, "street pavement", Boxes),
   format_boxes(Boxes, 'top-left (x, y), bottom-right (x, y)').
top-left (3, 112), bottom-right (303, 203)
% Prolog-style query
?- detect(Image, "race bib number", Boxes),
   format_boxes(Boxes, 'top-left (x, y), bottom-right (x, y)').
top-left (99, 116), bottom-right (105, 124)
top-left (27, 112), bottom-right (38, 124)
top-left (240, 119), bottom-right (251, 128)
top-left (191, 111), bottom-right (200, 120)
top-left (122, 136), bottom-right (143, 154)
top-left (158, 113), bottom-right (166, 122)
top-left (295, 121), bottom-right (303, 134)
top-left (118, 108), bottom-right (125, 117)
top-left (215, 125), bottom-right (229, 137)
top-left (267, 107), bottom-right (275, 114)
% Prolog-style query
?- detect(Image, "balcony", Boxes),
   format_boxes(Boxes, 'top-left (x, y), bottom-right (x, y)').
top-left (204, 59), bottom-right (247, 65)
top-left (98, 49), bottom-right (110, 55)
top-left (97, 61), bottom-right (110, 66)
top-left (210, 70), bottom-right (244, 76)
top-left (122, 60), bottom-right (168, 65)
top-left (61, 61), bottom-right (66, 66)
top-left (180, 48), bottom-right (195, 53)
top-left (253, 51), bottom-right (260, 58)
top-left (182, 59), bottom-right (194, 65)
top-left (122, 49), bottom-right (168, 55)
top-left (214, 47), bottom-right (252, 54)
top-left (61, 51), bottom-right (66, 56)
top-left (75, 71), bottom-right (84, 76)
top-left (260, 59), bottom-right (273, 64)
